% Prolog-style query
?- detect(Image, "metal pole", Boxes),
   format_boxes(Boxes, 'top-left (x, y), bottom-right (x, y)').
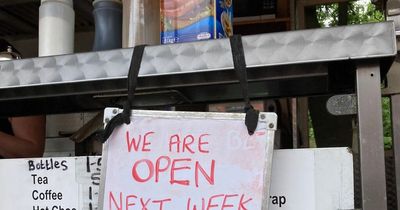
top-left (356, 62), bottom-right (387, 210)
top-left (391, 94), bottom-right (400, 209)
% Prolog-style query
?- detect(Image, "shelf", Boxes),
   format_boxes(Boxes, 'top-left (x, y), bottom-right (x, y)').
top-left (0, 22), bottom-right (395, 116)
top-left (233, 17), bottom-right (290, 26)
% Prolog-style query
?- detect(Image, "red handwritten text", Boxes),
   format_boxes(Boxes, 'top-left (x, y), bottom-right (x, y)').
top-left (169, 134), bottom-right (210, 154)
top-left (126, 131), bottom-right (154, 152)
top-left (187, 194), bottom-right (253, 210)
top-left (109, 191), bottom-right (172, 210)
top-left (130, 156), bottom-right (215, 187)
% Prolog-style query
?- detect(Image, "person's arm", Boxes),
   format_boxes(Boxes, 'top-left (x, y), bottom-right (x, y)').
top-left (0, 116), bottom-right (46, 158)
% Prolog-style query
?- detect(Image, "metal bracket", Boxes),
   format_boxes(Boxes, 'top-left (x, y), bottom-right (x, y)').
top-left (327, 94), bottom-right (357, 116)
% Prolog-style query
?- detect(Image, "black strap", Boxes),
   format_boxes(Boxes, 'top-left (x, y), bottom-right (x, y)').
top-left (229, 35), bottom-right (259, 135)
top-left (101, 45), bottom-right (146, 143)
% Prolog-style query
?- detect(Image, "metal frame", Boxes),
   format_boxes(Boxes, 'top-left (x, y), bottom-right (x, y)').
top-left (356, 63), bottom-right (388, 210)
top-left (391, 94), bottom-right (400, 209)
top-left (382, 35), bottom-right (400, 208)
top-left (0, 22), bottom-right (396, 209)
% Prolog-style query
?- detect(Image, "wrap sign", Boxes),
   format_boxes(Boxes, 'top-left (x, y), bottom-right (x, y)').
top-left (99, 109), bottom-right (277, 210)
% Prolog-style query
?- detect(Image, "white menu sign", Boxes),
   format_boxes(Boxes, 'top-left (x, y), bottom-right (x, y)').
top-left (0, 156), bottom-right (102, 210)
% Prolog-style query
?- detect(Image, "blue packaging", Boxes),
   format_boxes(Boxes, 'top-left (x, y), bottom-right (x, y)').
top-left (161, 0), bottom-right (233, 44)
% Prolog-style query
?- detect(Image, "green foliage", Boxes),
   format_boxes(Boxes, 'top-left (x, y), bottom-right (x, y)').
top-left (347, 2), bottom-right (385, 24)
top-left (384, 137), bottom-right (392, 150)
top-left (313, 1), bottom-right (392, 149)
top-left (382, 97), bottom-right (392, 137)
top-left (308, 112), bottom-right (317, 148)
top-left (382, 97), bottom-right (393, 149)
top-left (316, 1), bottom-right (384, 27)
top-left (316, 3), bottom-right (340, 27)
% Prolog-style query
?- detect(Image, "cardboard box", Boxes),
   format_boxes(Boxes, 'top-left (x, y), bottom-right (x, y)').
top-left (161, 0), bottom-right (233, 44)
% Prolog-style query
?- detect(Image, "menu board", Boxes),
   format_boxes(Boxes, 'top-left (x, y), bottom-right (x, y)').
top-left (0, 156), bottom-right (102, 210)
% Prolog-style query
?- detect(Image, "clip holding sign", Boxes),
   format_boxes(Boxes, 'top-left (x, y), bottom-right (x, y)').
top-left (229, 35), bottom-right (260, 135)
top-left (100, 44), bottom-right (147, 143)
top-left (102, 35), bottom-right (261, 141)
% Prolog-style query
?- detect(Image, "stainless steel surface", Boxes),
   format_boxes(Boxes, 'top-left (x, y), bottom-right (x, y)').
top-left (0, 22), bottom-right (396, 115)
top-left (0, 22), bottom-right (395, 89)
top-left (356, 63), bottom-right (387, 210)
top-left (327, 94), bottom-right (357, 115)
top-left (0, 46), bottom-right (21, 60)
top-left (390, 94), bottom-right (400, 210)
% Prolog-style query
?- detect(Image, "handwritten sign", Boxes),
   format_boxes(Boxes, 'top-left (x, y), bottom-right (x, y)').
top-left (0, 156), bottom-right (102, 210)
top-left (99, 109), bottom-right (277, 210)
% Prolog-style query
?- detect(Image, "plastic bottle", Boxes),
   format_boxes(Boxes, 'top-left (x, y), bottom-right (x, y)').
top-left (92, 0), bottom-right (122, 51)
top-left (39, 0), bottom-right (75, 56)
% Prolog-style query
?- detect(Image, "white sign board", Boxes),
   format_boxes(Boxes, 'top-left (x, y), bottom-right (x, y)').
top-left (269, 148), bottom-right (354, 210)
top-left (0, 148), bottom-right (353, 210)
top-left (99, 109), bottom-right (277, 210)
top-left (0, 156), bottom-right (102, 210)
